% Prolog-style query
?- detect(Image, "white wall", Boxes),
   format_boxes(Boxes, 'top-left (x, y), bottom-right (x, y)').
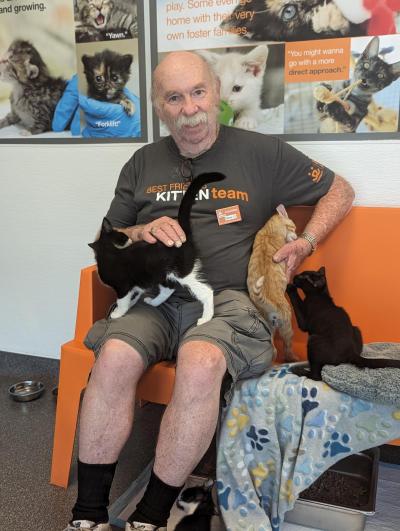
top-left (0, 139), bottom-right (399, 359)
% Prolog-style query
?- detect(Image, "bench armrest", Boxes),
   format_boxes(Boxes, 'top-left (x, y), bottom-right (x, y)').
top-left (74, 265), bottom-right (116, 342)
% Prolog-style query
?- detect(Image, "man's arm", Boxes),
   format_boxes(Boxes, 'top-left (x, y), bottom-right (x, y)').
top-left (273, 174), bottom-right (355, 280)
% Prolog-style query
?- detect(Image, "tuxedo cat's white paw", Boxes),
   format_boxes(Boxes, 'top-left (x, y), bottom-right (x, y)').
top-left (110, 306), bottom-right (127, 319)
top-left (235, 115), bottom-right (258, 130)
top-left (196, 314), bottom-right (213, 326)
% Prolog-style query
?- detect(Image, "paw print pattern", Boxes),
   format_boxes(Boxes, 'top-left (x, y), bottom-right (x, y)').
top-left (242, 380), bottom-right (264, 409)
top-left (232, 482), bottom-right (258, 518)
top-left (216, 480), bottom-right (231, 511)
top-left (305, 410), bottom-right (338, 439)
top-left (250, 459), bottom-right (276, 488)
top-left (322, 431), bottom-right (351, 458)
top-left (226, 404), bottom-right (250, 437)
top-left (356, 415), bottom-right (392, 443)
top-left (267, 365), bottom-right (291, 379)
top-left (301, 386), bottom-right (319, 416)
top-left (280, 479), bottom-right (295, 504)
top-left (246, 425), bottom-right (270, 450)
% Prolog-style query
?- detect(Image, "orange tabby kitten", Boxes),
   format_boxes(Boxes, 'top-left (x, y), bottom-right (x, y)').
top-left (247, 205), bottom-right (298, 362)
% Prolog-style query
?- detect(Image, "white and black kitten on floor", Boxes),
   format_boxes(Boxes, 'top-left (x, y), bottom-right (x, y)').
top-left (287, 267), bottom-right (400, 380)
top-left (175, 480), bottom-right (216, 531)
top-left (89, 172), bottom-right (226, 324)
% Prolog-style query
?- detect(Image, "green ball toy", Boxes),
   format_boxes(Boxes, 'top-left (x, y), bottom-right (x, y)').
top-left (219, 100), bottom-right (234, 126)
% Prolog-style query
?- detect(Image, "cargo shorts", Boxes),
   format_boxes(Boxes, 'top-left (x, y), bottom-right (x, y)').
top-left (84, 289), bottom-right (275, 404)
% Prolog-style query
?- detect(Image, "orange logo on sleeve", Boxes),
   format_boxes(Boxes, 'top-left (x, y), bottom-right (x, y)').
top-left (308, 161), bottom-right (324, 183)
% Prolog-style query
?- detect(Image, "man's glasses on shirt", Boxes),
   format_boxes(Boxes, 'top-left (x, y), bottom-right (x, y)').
top-left (179, 158), bottom-right (193, 183)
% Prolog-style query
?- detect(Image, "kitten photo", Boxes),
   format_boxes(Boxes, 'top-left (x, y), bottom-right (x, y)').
top-left (81, 49), bottom-right (135, 115)
top-left (89, 172), bottom-right (226, 323)
top-left (247, 205), bottom-right (298, 362)
top-left (221, 0), bottom-right (366, 42)
top-left (317, 36), bottom-right (400, 133)
top-left (74, 0), bottom-right (138, 43)
top-left (0, 39), bottom-right (66, 135)
top-left (197, 45), bottom-right (269, 130)
top-left (175, 480), bottom-right (216, 531)
top-left (287, 267), bottom-right (400, 380)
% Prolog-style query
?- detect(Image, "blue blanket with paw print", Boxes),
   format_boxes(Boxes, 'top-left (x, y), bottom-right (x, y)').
top-left (216, 363), bottom-right (400, 531)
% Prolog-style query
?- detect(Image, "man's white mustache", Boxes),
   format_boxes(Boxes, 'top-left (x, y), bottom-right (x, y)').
top-left (176, 112), bottom-right (208, 129)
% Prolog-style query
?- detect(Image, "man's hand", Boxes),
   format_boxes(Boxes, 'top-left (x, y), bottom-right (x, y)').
top-left (273, 238), bottom-right (312, 281)
top-left (136, 217), bottom-right (187, 248)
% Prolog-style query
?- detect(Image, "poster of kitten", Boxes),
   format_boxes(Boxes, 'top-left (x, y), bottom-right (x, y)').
top-left (284, 35), bottom-right (400, 134)
top-left (74, 0), bottom-right (138, 43)
top-left (0, 0), bottom-right (76, 139)
top-left (76, 38), bottom-right (141, 137)
top-left (220, 0), bottom-right (395, 42)
top-left (81, 49), bottom-right (135, 114)
top-left (0, 39), bottom-right (67, 135)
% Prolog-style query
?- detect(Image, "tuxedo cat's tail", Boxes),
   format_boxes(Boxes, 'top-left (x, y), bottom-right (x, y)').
top-left (178, 172), bottom-right (226, 238)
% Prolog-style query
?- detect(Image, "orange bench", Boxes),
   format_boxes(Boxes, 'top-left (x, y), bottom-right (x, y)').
top-left (50, 205), bottom-right (400, 488)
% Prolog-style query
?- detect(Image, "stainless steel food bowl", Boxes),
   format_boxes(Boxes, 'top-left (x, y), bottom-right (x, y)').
top-left (8, 380), bottom-right (45, 402)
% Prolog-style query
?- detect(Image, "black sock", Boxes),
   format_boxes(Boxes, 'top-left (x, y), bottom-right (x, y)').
top-left (128, 470), bottom-right (183, 527)
top-left (71, 460), bottom-right (117, 524)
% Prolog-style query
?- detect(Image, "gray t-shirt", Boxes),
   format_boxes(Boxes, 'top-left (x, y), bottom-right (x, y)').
top-left (106, 126), bottom-right (334, 293)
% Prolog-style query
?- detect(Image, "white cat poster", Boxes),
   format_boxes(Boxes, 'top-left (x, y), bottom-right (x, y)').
top-left (0, 0), bottom-right (147, 142)
top-left (151, 0), bottom-right (400, 140)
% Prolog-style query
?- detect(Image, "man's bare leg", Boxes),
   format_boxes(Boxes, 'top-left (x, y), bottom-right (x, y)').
top-left (154, 340), bottom-right (227, 485)
top-left (127, 340), bottom-right (227, 528)
top-left (70, 339), bottom-right (146, 526)
top-left (79, 338), bottom-right (146, 462)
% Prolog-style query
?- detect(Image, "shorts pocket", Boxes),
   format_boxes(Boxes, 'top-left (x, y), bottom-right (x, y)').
top-left (83, 318), bottom-right (110, 354)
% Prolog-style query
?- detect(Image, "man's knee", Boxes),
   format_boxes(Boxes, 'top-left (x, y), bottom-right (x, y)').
top-left (92, 338), bottom-right (146, 384)
top-left (176, 341), bottom-right (227, 393)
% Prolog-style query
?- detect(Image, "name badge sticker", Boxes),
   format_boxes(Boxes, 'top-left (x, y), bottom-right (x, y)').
top-left (216, 205), bottom-right (242, 226)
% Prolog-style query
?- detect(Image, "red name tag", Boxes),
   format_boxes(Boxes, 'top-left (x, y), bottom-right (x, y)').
top-left (216, 205), bottom-right (242, 226)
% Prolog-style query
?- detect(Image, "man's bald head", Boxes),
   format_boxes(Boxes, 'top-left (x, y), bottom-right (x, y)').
top-left (151, 51), bottom-right (219, 110)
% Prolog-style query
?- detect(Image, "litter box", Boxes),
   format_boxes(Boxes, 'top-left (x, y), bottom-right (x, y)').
top-left (285, 448), bottom-right (379, 531)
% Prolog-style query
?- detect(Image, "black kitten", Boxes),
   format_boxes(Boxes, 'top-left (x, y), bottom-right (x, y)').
top-left (317, 36), bottom-right (400, 133)
top-left (0, 39), bottom-right (66, 134)
top-left (82, 49), bottom-right (135, 115)
top-left (286, 267), bottom-right (400, 380)
top-left (221, 0), bottom-right (366, 42)
top-left (175, 480), bottom-right (216, 531)
top-left (89, 173), bottom-right (225, 324)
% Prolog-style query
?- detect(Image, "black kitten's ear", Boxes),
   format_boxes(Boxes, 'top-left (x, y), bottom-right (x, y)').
top-left (81, 54), bottom-right (93, 69)
top-left (101, 218), bottom-right (113, 234)
top-left (318, 266), bottom-right (326, 275)
top-left (88, 242), bottom-right (96, 249)
top-left (363, 36), bottom-right (380, 59)
top-left (122, 54), bottom-right (133, 70)
top-left (392, 60), bottom-right (400, 79)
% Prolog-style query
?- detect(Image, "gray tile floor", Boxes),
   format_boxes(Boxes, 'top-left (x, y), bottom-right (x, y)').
top-left (1, 351), bottom-right (399, 531)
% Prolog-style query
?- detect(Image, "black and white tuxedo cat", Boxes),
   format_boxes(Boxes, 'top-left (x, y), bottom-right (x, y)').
top-left (89, 172), bottom-right (225, 324)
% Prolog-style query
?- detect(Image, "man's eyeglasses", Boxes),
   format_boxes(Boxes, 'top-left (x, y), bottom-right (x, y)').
top-left (179, 158), bottom-right (193, 183)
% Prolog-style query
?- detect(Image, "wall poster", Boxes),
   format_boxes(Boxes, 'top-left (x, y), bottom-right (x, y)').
top-left (0, 0), bottom-right (147, 142)
top-left (151, 0), bottom-right (400, 140)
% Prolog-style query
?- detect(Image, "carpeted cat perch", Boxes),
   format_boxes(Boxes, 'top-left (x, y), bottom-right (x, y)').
top-left (322, 342), bottom-right (400, 407)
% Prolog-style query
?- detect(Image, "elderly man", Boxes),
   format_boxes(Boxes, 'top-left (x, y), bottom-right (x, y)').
top-left (64, 51), bottom-right (354, 531)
